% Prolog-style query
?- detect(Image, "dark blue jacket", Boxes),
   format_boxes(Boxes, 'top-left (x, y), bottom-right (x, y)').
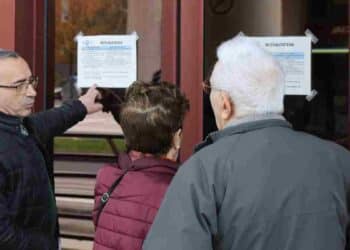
top-left (0, 100), bottom-right (86, 250)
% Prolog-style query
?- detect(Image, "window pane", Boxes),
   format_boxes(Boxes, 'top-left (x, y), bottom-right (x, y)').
top-left (54, 0), bottom-right (162, 137)
top-left (203, 0), bottom-right (349, 149)
top-left (284, 0), bottom-right (349, 149)
top-left (284, 54), bottom-right (348, 145)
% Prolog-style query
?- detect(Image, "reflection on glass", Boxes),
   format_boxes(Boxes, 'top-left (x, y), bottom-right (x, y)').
top-left (308, 0), bottom-right (349, 48)
top-left (54, 0), bottom-right (162, 135)
top-left (284, 54), bottom-right (348, 147)
top-left (55, 0), bottom-right (128, 101)
top-left (284, 0), bottom-right (349, 149)
top-left (203, 0), bottom-right (349, 149)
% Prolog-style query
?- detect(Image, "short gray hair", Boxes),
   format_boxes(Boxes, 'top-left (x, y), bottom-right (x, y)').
top-left (0, 49), bottom-right (19, 59)
top-left (210, 35), bottom-right (285, 118)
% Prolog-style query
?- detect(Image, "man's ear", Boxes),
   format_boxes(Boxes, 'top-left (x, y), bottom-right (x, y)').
top-left (220, 92), bottom-right (234, 121)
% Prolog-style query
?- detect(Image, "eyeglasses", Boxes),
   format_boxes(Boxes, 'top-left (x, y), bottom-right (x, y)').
top-left (202, 63), bottom-right (227, 95)
top-left (202, 78), bottom-right (224, 95)
top-left (0, 76), bottom-right (39, 92)
top-left (202, 79), bottom-right (212, 95)
top-left (202, 63), bottom-right (216, 95)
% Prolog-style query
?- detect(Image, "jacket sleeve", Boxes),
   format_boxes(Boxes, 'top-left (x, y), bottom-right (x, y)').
top-left (0, 165), bottom-right (55, 250)
top-left (28, 100), bottom-right (87, 144)
top-left (337, 147), bottom-right (350, 250)
top-left (143, 156), bottom-right (218, 250)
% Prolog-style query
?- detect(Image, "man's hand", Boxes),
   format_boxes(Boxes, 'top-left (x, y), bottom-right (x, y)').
top-left (79, 85), bottom-right (103, 114)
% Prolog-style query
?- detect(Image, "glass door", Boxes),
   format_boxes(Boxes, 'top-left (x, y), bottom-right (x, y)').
top-left (53, 0), bottom-right (163, 247)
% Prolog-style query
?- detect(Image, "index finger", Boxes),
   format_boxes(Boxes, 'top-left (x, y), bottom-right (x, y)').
top-left (86, 84), bottom-right (99, 95)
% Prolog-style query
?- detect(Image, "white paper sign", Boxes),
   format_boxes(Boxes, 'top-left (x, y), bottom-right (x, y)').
top-left (77, 34), bottom-right (137, 88)
top-left (251, 36), bottom-right (312, 95)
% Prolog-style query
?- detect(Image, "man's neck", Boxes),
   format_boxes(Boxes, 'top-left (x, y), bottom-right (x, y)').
top-left (224, 113), bottom-right (285, 129)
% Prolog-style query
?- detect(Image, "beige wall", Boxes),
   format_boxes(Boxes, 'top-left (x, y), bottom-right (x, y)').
top-left (127, 0), bottom-right (162, 81)
top-left (204, 0), bottom-right (282, 72)
top-left (233, 0), bottom-right (282, 36)
top-left (281, 0), bottom-right (307, 35)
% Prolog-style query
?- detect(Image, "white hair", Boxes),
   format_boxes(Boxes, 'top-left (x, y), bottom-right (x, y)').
top-left (210, 35), bottom-right (285, 118)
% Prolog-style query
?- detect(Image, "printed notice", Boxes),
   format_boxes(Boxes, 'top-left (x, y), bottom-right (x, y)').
top-left (77, 34), bottom-right (137, 88)
top-left (251, 36), bottom-right (312, 95)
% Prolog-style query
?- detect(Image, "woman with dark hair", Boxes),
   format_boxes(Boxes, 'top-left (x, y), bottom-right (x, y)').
top-left (92, 81), bottom-right (189, 250)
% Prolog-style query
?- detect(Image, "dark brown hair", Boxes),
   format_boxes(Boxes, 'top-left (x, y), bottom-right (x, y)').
top-left (120, 81), bottom-right (189, 155)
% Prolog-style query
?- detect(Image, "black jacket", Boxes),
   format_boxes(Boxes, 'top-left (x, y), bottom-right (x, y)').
top-left (144, 118), bottom-right (350, 250)
top-left (0, 100), bottom-right (87, 250)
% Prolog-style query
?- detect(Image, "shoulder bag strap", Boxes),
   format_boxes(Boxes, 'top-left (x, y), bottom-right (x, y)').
top-left (96, 170), bottom-right (128, 226)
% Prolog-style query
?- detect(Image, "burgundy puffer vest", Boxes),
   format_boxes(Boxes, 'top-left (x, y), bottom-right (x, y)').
top-left (92, 152), bottom-right (178, 250)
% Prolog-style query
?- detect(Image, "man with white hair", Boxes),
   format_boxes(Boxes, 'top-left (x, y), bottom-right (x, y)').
top-left (143, 35), bottom-right (350, 250)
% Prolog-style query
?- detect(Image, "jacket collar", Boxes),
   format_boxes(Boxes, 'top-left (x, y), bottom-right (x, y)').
top-left (0, 112), bottom-right (29, 135)
top-left (117, 152), bottom-right (178, 172)
top-left (195, 117), bottom-right (292, 152)
top-left (224, 113), bottom-right (286, 128)
top-left (0, 111), bottom-right (22, 126)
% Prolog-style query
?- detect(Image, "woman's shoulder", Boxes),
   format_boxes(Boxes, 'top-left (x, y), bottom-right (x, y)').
top-left (96, 163), bottom-right (123, 183)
